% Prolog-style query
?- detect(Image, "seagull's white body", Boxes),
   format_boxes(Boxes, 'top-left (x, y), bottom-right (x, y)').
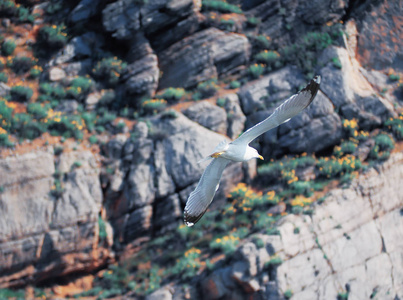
top-left (184, 76), bottom-right (321, 226)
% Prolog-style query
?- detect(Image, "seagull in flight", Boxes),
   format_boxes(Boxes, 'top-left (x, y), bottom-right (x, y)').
top-left (183, 76), bottom-right (321, 226)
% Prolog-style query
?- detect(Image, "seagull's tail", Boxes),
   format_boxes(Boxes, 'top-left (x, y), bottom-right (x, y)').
top-left (198, 156), bottom-right (213, 164)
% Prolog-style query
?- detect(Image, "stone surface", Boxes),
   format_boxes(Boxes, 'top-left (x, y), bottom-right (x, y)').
top-left (48, 67), bottom-right (66, 81)
top-left (203, 153), bottom-right (403, 299)
top-left (69, 0), bottom-right (103, 23)
top-left (223, 93), bottom-right (246, 139)
top-left (159, 28), bottom-right (250, 89)
top-left (183, 101), bottom-right (227, 135)
top-left (121, 53), bottom-right (159, 102)
top-left (0, 148), bottom-right (108, 287)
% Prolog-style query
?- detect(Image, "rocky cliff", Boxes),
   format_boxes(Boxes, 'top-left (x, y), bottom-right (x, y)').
top-left (0, 0), bottom-right (402, 298)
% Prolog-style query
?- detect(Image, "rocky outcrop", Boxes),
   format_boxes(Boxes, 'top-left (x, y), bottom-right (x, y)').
top-left (158, 28), bottom-right (251, 89)
top-left (183, 101), bottom-right (227, 135)
top-left (102, 112), bottom-right (255, 242)
top-left (199, 152), bottom-right (403, 299)
top-left (0, 148), bottom-right (109, 287)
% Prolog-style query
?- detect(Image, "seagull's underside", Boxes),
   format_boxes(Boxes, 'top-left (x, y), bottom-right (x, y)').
top-left (184, 75), bottom-right (321, 226)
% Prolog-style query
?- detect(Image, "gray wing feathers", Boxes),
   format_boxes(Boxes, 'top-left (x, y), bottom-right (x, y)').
top-left (184, 158), bottom-right (229, 226)
top-left (233, 76), bottom-right (320, 145)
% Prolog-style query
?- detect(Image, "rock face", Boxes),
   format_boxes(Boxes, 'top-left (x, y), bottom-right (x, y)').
top-left (102, 112), bottom-right (255, 242)
top-left (0, 148), bottom-right (108, 287)
top-left (183, 101), bottom-right (227, 135)
top-left (239, 66), bottom-right (342, 157)
top-left (199, 152), bottom-right (403, 299)
top-left (159, 28), bottom-right (251, 89)
top-left (356, 0), bottom-right (403, 71)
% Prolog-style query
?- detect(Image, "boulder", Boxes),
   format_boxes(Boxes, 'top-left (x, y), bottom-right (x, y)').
top-left (0, 82), bottom-right (10, 97)
top-left (0, 148), bottom-right (107, 287)
top-left (123, 205), bottom-right (153, 241)
top-left (102, 0), bottom-right (201, 40)
top-left (223, 93), bottom-right (246, 140)
top-left (318, 46), bottom-right (396, 128)
top-left (183, 101), bottom-right (227, 135)
top-left (159, 28), bottom-right (250, 89)
top-left (69, 0), bottom-right (103, 24)
top-left (356, 0), bottom-right (403, 71)
top-left (121, 53), bottom-right (159, 103)
top-left (48, 67), bottom-right (66, 81)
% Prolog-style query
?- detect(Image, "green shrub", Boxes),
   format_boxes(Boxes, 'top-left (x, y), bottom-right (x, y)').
top-left (37, 24), bottom-right (68, 49)
top-left (10, 85), bottom-right (33, 102)
top-left (16, 5), bottom-right (34, 23)
top-left (197, 78), bottom-right (219, 98)
top-left (332, 57), bottom-right (342, 69)
top-left (27, 103), bottom-right (48, 119)
top-left (248, 63), bottom-right (265, 79)
top-left (389, 73), bottom-right (400, 82)
top-left (0, 132), bottom-right (14, 147)
top-left (246, 17), bottom-right (260, 27)
top-left (11, 113), bottom-right (46, 139)
top-left (265, 256), bottom-right (283, 268)
top-left (0, 72), bottom-right (8, 83)
top-left (254, 50), bottom-right (281, 70)
top-left (333, 141), bottom-right (357, 157)
top-left (93, 57), bottom-right (127, 87)
top-left (219, 18), bottom-right (236, 31)
top-left (39, 82), bottom-right (66, 100)
top-left (29, 65), bottom-right (43, 78)
top-left (229, 80), bottom-right (241, 89)
top-left (89, 135), bottom-right (98, 144)
top-left (156, 87), bottom-right (185, 102)
top-left (69, 76), bottom-right (93, 94)
top-left (141, 99), bottom-right (167, 115)
top-left (1, 40), bottom-right (16, 56)
top-left (98, 216), bottom-right (107, 243)
top-left (385, 114), bottom-right (403, 140)
top-left (209, 234), bottom-right (240, 255)
top-left (317, 155), bottom-right (361, 178)
top-left (170, 248), bottom-right (202, 279)
top-left (284, 289), bottom-right (293, 299)
top-left (216, 97), bottom-right (226, 107)
top-left (202, 0), bottom-right (242, 13)
top-left (374, 133), bottom-right (394, 152)
top-left (0, 288), bottom-right (25, 300)
top-left (9, 56), bottom-right (34, 74)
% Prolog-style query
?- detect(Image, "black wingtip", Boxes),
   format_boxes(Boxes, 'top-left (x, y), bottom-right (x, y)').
top-left (184, 208), bottom-right (206, 227)
top-left (301, 75), bottom-right (321, 103)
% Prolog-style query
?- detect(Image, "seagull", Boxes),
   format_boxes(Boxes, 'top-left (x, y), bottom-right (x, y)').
top-left (184, 76), bottom-right (321, 226)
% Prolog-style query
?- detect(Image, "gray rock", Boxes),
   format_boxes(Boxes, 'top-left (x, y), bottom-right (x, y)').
top-left (85, 91), bottom-right (102, 111)
top-left (48, 67), bottom-right (66, 81)
top-left (122, 53), bottom-right (159, 102)
top-left (0, 82), bottom-right (11, 97)
top-left (102, 0), bottom-right (200, 40)
top-left (183, 101), bottom-right (227, 135)
top-left (105, 134), bottom-right (128, 160)
top-left (296, 0), bottom-right (347, 25)
top-left (154, 194), bottom-right (182, 231)
top-left (223, 93), bottom-right (246, 139)
top-left (62, 59), bottom-right (93, 77)
top-left (238, 66), bottom-right (305, 115)
top-left (356, 0), bottom-right (403, 71)
top-left (51, 32), bottom-right (103, 65)
top-left (69, 0), bottom-right (102, 23)
top-left (123, 205), bottom-right (153, 241)
top-left (318, 46), bottom-right (396, 128)
top-left (146, 286), bottom-right (173, 300)
top-left (159, 28), bottom-right (250, 89)
top-left (54, 100), bottom-right (79, 114)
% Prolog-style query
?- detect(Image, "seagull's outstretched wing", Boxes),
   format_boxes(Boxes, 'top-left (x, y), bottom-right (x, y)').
top-left (184, 157), bottom-right (229, 226)
top-left (232, 75), bottom-right (321, 146)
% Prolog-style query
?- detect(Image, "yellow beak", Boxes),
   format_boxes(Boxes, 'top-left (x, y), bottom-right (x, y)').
top-left (258, 155), bottom-right (264, 160)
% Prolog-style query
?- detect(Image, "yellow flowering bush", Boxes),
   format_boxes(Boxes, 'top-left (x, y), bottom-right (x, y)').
top-left (170, 247), bottom-right (202, 279)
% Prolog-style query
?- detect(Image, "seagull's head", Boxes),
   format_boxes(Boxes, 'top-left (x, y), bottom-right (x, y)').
top-left (247, 147), bottom-right (264, 161)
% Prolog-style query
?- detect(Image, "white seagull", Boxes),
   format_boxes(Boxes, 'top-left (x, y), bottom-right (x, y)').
top-left (184, 75), bottom-right (321, 226)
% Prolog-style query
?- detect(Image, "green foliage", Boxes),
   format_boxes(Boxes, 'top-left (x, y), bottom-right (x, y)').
top-left (73, 287), bottom-right (103, 298)
top-left (0, 72), bottom-right (8, 83)
top-left (39, 82), bottom-right (66, 100)
top-left (389, 73), bottom-right (400, 82)
top-left (229, 80), bottom-right (241, 89)
top-left (141, 98), bottom-right (167, 115)
top-left (253, 237), bottom-right (265, 249)
top-left (170, 248), bottom-right (202, 279)
top-left (248, 63), bottom-right (265, 79)
top-left (385, 114), bottom-right (403, 140)
top-left (27, 103), bottom-right (48, 120)
top-left (1, 39), bottom-right (16, 56)
top-left (196, 78), bottom-right (219, 98)
top-left (9, 56), bottom-right (34, 74)
top-left (249, 34), bottom-right (272, 50)
top-left (156, 87), bottom-right (185, 102)
top-left (202, 0), bottom-right (242, 14)
top-left (0, 133), bottom-right (13, 147)
top-left (216, 97), bottom-right (226, 107)
top-left (337, 291), bottom-right (349, 300)
top-left (89, 135), bottom-right (98, 144)
top-left (11, 113), bottom-right (46, 139)
top-left (284, 289), bottom-right (293, 299)
top-left (246, 17), bottom-right (261, 27)
top-left (29, 65), bottom-right (42, 78)
top-left (332, 57), bottom-right (342, 69)
top-left (93, 57), bottom-right (127, 87)
top-left (265, 256), bottom-right (283, 268)
top-left (98, 216), bottom-right (107, 243)
top-left (67, 76), bottom-right (93, 100)
top-left (10, 85), bottom-right (33, 102)
top-left (369, 133), bottom-right (395, 160)
top-left (0, 288), bottom-right (25, 300)
top-left (37, 24), bottom-right (68, 49)
top-left (210, 234), bottom-right (240, 256)
top-left (254, 50), bottom-right (281, 70)
top-left (333, 141), bottom-right (357, 157)
top-left (219, 18), bottom-right (236, 31)
top-left (317, 155), bottom-right (362, 178)
top-left (47, 114), bottom-right (84, 140)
